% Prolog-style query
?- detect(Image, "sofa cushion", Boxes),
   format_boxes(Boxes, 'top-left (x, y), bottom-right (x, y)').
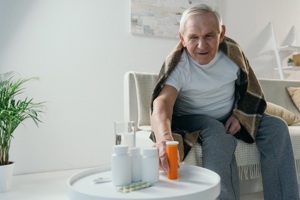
top-left (265, 102), bottom-right (300, 125)
top-left (286, 87), bottom-right (300, 112)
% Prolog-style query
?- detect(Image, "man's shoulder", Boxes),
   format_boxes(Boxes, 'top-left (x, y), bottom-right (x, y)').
top-left (224, 36), bottom-right (239, 45)
top-left (173, 50), bottom-right (191, 75)
top-left (220, 36), bottom-right (243, 57)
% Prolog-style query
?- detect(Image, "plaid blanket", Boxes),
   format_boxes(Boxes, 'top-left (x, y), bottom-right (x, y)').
top-left (150, 36), bottom-right (266, 144)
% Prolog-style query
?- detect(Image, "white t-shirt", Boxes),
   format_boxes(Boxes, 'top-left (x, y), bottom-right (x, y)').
top-left (165, 49), bottom-right (239, 120)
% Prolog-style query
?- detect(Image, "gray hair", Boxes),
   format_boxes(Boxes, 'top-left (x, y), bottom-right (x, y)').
top-left (179, 4), bottom-right (223, 34)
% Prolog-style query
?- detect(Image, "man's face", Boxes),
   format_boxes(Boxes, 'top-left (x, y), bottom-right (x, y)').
top-left (179, 13), bottom-right (225, 65)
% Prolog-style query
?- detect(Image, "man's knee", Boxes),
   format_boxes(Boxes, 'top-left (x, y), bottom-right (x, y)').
top-left (257, 114), bottom-right (290, 143)
top-left (270, 115), bottom-right (288, 132)
top-left (201, 122), bottom-right (237, 151)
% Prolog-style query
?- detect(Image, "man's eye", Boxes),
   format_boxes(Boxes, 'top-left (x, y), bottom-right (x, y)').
top-left (206, 34), bottom-right (216, 39)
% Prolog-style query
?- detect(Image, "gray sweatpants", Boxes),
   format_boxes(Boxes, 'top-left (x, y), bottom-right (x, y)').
top-left (172, 113), bottom-right (299, 200)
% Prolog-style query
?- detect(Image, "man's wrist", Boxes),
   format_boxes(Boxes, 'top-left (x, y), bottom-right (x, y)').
top-left (157, 135), bottom-right (173, 143)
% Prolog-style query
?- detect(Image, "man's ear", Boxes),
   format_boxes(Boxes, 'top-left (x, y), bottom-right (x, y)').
top-left (219, 25), bottom-right (226, 43)
top-left (179, 32), bottom-right (186, 47)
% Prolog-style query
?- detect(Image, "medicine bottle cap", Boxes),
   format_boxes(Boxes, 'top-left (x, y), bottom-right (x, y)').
top-left (166, 141), bottom-right (179, 145)
top-left (113, 145), bottom-right (128, 154)
top-left (129, 147), bottom-right (141, 155)
top-left (143, 148), bottom-right (158, 156)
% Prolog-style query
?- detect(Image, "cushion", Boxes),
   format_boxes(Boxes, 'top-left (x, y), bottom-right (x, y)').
top-left (133, 72), bottom-right (158, 128)
top-left (286, 87), bottom-right (300, 112)
top-left (265, 102), bottom-right (300, 125)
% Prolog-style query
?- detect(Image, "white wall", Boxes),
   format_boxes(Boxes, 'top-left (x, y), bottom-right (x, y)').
top-left (0, 0), bottom-right (299, 175)
top-left (219, 0), bottom-right (300, 79)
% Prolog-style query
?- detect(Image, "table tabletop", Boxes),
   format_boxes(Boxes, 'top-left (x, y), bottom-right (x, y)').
top-left (68, 164), bottom-right (220, 200)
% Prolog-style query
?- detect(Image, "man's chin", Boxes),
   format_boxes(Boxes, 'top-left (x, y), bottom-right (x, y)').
top-left (195, 59), bottom-right (210, 65)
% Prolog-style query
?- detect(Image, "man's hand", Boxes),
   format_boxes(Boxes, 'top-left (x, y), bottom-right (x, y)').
top-left (153, 141), bottom-right (170, 173)
top-left (224, 115), bottom-right (241, 135)
top-left (151, 85), bottom-right (178, 172)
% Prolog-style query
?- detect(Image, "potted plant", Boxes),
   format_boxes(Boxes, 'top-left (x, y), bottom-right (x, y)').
top-left (287, 58), bottom-right (294, 67)
top-left (0, 72), bottom-right (45, 192)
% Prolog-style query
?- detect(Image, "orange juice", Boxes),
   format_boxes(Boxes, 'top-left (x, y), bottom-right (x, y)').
top-left (166, 141), bottom-right (179, 179)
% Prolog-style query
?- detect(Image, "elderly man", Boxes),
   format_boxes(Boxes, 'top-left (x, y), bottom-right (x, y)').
top-left (150, 4), bottom-right (299, 200)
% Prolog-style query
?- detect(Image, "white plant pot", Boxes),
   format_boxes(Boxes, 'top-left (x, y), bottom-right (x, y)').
top-left (0, 162), bottom-right (14, 192)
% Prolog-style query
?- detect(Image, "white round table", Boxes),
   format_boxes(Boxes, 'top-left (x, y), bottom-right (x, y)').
top-left (68, 164), bottom-right (220, 200)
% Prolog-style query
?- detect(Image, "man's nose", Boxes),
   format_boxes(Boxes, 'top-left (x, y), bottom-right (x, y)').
top-left (197, 37), bottom-right (207, 49)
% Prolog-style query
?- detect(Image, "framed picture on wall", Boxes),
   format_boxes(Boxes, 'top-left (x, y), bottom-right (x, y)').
top-left (131, 0), bottom-right (218, 38)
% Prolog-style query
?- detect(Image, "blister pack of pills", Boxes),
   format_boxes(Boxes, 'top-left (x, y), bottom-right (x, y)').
top-left (116, 182), bottom-right (151, 193)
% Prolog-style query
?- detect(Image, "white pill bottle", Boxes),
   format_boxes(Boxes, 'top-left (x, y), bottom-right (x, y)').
top-left (142, 148), bottom-right (159, 183)
top-left (111, 145), bottom-right (131, 186)
top-left (130, 147), bottom-right (142, 182)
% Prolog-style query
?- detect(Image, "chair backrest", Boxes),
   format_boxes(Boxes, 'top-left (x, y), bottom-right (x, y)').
top-left (124, 71), bottom-right (158, 131)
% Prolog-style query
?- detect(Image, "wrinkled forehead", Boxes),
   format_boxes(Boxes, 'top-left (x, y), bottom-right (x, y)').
top-left (183, 13), bottom-right (221, 35)
top-left (180, 7), bottom-right (222, 34)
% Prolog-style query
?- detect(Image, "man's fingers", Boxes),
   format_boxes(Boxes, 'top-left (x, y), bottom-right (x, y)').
top-left (153, 141), bottom-right (170, 173)
top-left (160, 154), bottom-right (170, 172)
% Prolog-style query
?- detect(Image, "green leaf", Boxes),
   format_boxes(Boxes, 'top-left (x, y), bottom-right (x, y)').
top-left (0, 72), bottom-right (46, 165)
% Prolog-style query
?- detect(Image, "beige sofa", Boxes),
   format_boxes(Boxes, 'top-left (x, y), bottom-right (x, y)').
top-left (124, 71), bottom-right (300, 196)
